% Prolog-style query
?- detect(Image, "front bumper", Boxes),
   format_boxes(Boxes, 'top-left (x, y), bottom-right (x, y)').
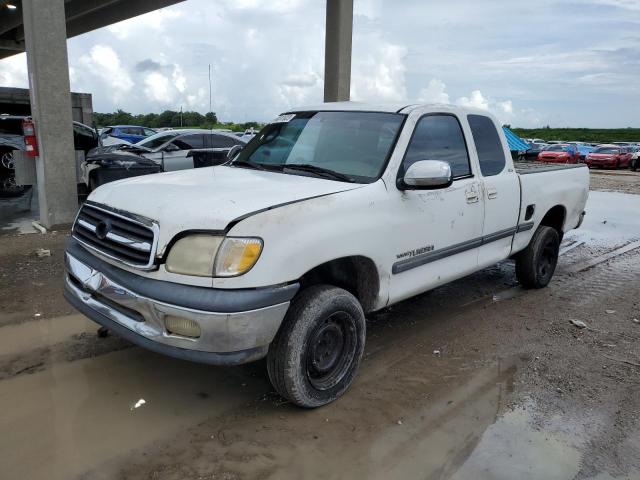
top-left (64, 238), bottom-right (299, 365)
top-left (587, 159), bottom-right (616, 167)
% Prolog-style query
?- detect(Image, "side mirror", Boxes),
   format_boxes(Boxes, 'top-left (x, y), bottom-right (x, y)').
top-left (164, 143), bottom-right (180, 152)
top-left (400, 160), bottom-right (453, 190)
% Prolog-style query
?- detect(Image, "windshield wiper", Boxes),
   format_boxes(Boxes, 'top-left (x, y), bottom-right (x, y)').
top-left (231, 159), bottom-right (269, 171)
top-left (283, 164), bottom-right (355, 183)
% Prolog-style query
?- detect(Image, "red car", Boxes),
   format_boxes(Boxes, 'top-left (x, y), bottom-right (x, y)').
top-left (585, 146), bottom-right (633, 169)
top-left (537, 144), bottom-right (580, 164)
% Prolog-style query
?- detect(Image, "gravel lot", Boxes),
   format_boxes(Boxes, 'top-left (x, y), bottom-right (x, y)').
top-left (0, 173), bottom-right (638, 480)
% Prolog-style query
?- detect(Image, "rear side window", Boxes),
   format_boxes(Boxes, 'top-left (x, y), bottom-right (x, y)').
top-left (175, 134), bottom-right (204, 149)
top-left (402, 114), bottom-right (471, 178)
top-left (210, 134), bottom-right (241, 148)
top-left (468, 115), bottom-right (506, 176)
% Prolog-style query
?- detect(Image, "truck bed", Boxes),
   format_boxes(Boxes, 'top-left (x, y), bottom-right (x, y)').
top-left (514, 161), bottom-right (587, 175)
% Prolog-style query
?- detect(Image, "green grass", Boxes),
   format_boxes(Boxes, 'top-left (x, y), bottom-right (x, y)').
top-left (511, 128), bottom-right (640, 143)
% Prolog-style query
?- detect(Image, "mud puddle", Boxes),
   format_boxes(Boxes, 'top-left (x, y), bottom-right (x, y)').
top-left (0, 347), bottom-right (269, 480)
top-left (451, 401), bottom-right (584, 480)
top-left (98, 354), bottom-right (522, 480)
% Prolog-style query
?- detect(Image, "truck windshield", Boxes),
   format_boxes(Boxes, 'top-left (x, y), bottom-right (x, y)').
top-left (231, 111), bottom-right (404, 183)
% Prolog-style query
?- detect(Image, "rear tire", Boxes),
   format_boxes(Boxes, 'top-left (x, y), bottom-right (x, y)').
top-left (515, 226), bottom-right (560, 289)
top-left (267, 285), bottom-right (366, 408)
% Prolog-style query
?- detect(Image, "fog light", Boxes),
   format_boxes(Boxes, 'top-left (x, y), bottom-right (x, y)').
top-left (165, 316), bottom-right (201, 338)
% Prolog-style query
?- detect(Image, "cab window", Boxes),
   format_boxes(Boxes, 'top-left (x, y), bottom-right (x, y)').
top-left (467, 115), bottom-right (506, 177)
top-left (402, 114), bottom-right (471, 178)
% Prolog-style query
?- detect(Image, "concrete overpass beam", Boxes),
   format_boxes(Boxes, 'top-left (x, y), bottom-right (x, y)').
top-left (22, 0), bottom-right (78, 228)
top-left (324, 0), bottom-right (353, 102)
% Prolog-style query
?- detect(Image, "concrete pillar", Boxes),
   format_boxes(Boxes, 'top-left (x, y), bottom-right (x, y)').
top-left (22, 0), bottom-right (78, 228)
top-left (324, 0), bottom-right (353, 102)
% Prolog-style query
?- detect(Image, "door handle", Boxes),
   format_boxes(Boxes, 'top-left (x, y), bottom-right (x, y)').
top-left (466, 191), bottom-right (479, 203)
top-left (487, 187), bottom-right (498, 199)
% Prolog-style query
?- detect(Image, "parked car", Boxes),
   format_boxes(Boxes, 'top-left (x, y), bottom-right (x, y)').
top-left (537, 143), bottom-right (580, 164)
top-left (99, 125), bottom-right (157, 145)
top-left (525, 141), bottom-right (548, 160)
top-left (629, 146), bottom-right (640, 171)
top-left (83, 129), bottom-right (247, 190)
top-left (0, 115), bottom-right (98, 196)
top-left (585, 145), bottom-right (633, 169)
top-left (64, 103), bottom-right (589, 407)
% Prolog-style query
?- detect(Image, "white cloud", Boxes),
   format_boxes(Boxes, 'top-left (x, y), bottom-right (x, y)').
top-left (417, 79), bottom-right (450, 104)
top-left (143, 72), bottom-right (171, 103)
top-left (77, 45), bottom-right (133, 102)
top-left (0, 54), bottom-right (28, 88)
top-left (456, 90), bottom-right (490, 110)
top-left (496, 100), bottom-right (513, 114)
top-left (354, 0), bottom-right (384, 19)
top-left (352, 43), bottom-right (408, 102)
top-left (281, 72), bottom-right (319, 88)
top-left (108, 8), bottom-right (184, 40)
top-left (414, 79), bottom-right (527, 125)
top-left (217, 0), bottom-right (305, 13)
top-left (172, 65), bottom-right (187, 93)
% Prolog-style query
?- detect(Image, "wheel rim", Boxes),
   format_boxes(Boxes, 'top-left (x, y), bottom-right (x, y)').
top-left (1, 152), bottom-right (14, 170)
top-left (538, 238), bottom-right (558, 280)
top-left (305, 311), bottom-right (358, 391)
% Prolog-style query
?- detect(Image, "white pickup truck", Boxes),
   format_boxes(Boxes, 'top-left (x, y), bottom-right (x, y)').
top-left (64, 102), bottom-right (589, 407)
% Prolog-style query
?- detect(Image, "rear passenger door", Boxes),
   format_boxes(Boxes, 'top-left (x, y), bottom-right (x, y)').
top-left (467, 114), bottom-right (521, 267)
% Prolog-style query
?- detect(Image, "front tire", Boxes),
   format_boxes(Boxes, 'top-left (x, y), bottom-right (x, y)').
top-left (515, 226), bottom-right (560, 289)
top-left (267, 285), bottom-right (366, 408)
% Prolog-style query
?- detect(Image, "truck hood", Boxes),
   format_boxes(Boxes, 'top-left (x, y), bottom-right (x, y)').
top-left (88, 165), bottom-right (364, 253)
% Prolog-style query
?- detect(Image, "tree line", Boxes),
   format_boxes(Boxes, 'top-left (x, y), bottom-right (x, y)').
top-left (511, 127), bottom-right (640, 143)
top-left (92, 109), bottom-right (263, 132)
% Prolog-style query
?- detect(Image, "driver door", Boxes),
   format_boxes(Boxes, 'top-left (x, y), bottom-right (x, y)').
top-left (388, 113), bottom-right (484, 303)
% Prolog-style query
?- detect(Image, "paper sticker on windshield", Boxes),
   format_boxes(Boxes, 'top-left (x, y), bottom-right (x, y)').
top-left (270, 113), bottom-right (296, 124)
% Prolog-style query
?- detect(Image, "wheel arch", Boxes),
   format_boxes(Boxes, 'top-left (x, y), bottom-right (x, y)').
top-left (540, 205), bottom-right (567, 236)
top-left (298, 256), bottom-right (380, 314)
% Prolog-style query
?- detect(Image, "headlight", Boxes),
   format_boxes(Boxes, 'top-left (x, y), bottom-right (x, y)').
top-left (166, 235), bottom-right (223, 277)
top-left (165, 235), bottom-right (262, 277)
top-left (214, 237), bottom-right (263, 277)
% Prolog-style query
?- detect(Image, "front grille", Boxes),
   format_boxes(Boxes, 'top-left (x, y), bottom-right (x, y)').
top-left (72, 203), bottom-right (157, 269)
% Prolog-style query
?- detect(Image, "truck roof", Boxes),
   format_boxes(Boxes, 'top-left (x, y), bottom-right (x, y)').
top-left (285, 101), bottom-right (495, 117)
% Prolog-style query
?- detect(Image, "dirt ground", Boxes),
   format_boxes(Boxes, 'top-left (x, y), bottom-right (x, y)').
top-left (0, 170), bottom-right (638, 480)
top-left (589, 170), bottom-right (640, 195)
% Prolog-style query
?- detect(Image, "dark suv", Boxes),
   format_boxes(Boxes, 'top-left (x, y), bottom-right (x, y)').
top-left (0, 115), bottom-right (98, 196)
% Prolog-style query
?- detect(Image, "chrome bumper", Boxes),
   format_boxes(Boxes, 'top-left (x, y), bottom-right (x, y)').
top-left (64, 252), bottom-right (290, 363)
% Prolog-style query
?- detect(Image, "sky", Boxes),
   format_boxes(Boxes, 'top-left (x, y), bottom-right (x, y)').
top-left (1, 0), bottom-right (639, 128)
